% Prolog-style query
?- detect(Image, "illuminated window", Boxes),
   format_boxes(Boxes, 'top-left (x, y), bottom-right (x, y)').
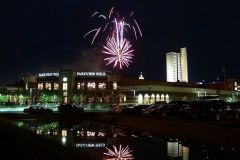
top-left (138, 94), bottom-right (143, 104)
top-left (98, 83), bottom-right (106, 89)
top-left (87, 82), bottom-right (96, 90)
top-left (113, 82), bottom-right (117, 90)
top-left (144, 94), bottom-right (150, 104)
top-left (54, 83), bottom-right (59, 90)
top-left (64, 97), bottom-right (67, 103)
top-left (161, 94), bottom-right (165, 101)
top-left (45, 83), bottom-right (51, 90)
top-left (234, 82), bottom-right (237, 87)
top-left (77, 130), bottom-right (84, 137)
top-left (38, 83), bottom-right (43, 90)
top-left (98, 132), bottom-right (106, 137)
top-left (36, 129), bottom-right (40, 135)
top-left (63, 91), bottom-right (67, 96)
top-left (80, 82), bottom-right (85, 89)
top-left (87, 131), bottom-right (95, 137)
top-left (156, 94), bottom-right (160, 101)
top-left (234, 82), bottom-right (238, 91)
top-left (63, 83), bottom-right (68, 90)
top-left (77, 82), bottom-right (85, 90)
top-left (123, 96), bottom-right (126, 102)
top-left (77, 82), bottom-right (80, 90)
top-left (150, 94), bottom-right (155, 104)
top-left (166, 94), bottom-right (170, 103)
top-left (62, 130), bottom-right (67, 136)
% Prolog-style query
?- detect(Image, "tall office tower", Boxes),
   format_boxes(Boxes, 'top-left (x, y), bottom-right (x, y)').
top-left (180, 47), bottom-right (188, 82)
top-left (166, 52), bottom-right (181, 82)
top-left (166, 47), bottom-right (188, 82)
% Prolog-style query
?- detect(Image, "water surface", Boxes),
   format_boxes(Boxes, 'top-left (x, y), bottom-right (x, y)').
top-left (15, 120), bottom-right (240, 160)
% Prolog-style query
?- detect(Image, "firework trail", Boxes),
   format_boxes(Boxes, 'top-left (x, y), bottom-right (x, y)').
top-left (85, 7), bottom-right (143, 45)
top-left (102, 19), bottom-right (134, 69)
top-left (102, 145), bottom-right (134, 160)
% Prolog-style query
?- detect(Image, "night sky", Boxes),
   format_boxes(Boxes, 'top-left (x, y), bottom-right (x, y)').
top-left (1, 0), bottom-right (240, 85)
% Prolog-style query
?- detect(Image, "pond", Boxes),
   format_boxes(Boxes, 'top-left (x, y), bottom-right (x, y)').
top-left (14, 120), bottom-right (240, 160)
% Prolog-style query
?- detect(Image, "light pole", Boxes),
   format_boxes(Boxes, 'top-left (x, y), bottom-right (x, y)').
top-left (131, 87), bottom-right (137, 104)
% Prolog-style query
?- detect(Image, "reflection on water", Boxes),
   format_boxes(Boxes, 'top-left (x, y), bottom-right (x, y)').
top-left (14, 121), bottom-right (240, 160)
top-left (102, 145), bottom-right (134, 160)
top-left (167, 140), bottom-right (183, 157)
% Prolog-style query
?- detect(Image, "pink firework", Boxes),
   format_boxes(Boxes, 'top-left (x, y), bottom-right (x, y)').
top-left (102, 145), bottom-right (134, 160)
top-left (102, 19), bottom-right (134, 69)
top-left (85, 7), bottom-right (143, 45)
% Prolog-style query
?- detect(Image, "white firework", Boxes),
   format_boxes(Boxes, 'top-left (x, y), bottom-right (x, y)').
top-left (102, 145), bottom-right (134, 160)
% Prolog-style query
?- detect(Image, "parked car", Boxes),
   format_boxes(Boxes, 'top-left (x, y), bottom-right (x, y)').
top-left (23, 104), bottom-right (53, 114)
top-left (229, 101), bottom-right (240, 119)
top-left (152, 101), bottom-right (167, 105)
top-left (141, 104), bottom-right (163, 115)
top-left (180, 101), bottom-right (208, 119)
top-left (168, 101), bottom-right (190, 107)
top-left (121, 105), bottom-right (150, 114)
top-left (230, 101), bottom-right (240, 112)
top-left (181, 100), bottom-right (232, 120)
top-left (57, 104), bottom-right (84, 113)
top-left (152, 104), bottom-right (169, 117)
top-left (111, 104), bottom-right (131, 113)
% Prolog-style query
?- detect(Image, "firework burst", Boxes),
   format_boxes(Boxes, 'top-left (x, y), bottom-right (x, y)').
top-left (102, 19), bottom-right (134, 69)
top-left (85, 7), bottom-right (143, 45)
top-left (102, 145), bottom-right (134, 160)
top-left (85, 7), bottom-right (143, 69)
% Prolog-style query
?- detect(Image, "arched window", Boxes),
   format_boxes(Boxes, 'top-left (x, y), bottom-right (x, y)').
top-left (166, 94), bottom-right (170, 103)
top-left (150, 94), bottom-right (155, 104)
top-left (138, 94), bottom-right (143, 104)
top-left (144, 94), bottom-right (150, 104)
top-left (161, 94), bottom-right (165, 101)
top-left (156, 94), bottom-right (160, 102)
